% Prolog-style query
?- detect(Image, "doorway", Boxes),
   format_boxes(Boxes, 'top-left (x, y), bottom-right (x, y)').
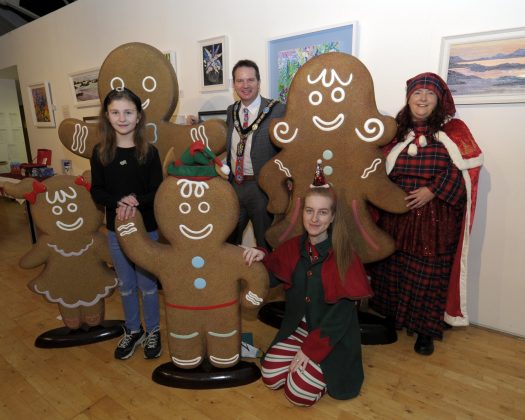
top-left (0, 65), bottom-right (32, 174)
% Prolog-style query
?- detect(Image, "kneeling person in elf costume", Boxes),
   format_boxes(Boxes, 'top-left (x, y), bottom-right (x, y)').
top-left (243, 161), bottom-right (372, 406)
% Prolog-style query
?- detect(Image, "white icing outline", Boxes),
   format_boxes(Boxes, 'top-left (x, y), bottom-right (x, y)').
top-left (177, 179), bottom-right (209, 198)
top-left (33, 277), bottom-right (117, 308)
top-left (179, 202), bottom-right (191, 214)
top-left (72, 123), bottom-right (88, 154)
top-left (171, 356), bottom-right (202, 367)
top-left (198, 202), bottom-right (210, 213)
top-left (355, 118), bottom-right (385, 142)
top-left (208, 330), bottom-right (237, 338)
top-left (309, 91), bottom-right (322, 106)
top-left (110, 77), bottom-right (124, 90)
top-left (209, 354), bottom-right (239, 366)
top-left (307, 69), bottom-right (353, 87)
top-left (245, 291), bottom-right (263, 306)
top-left (179, 224), bottom-right (213, 240)
top-left (46, 187), bottom-right (77, 205)
top-left (145, 122), bottom-right (158, 144)
top-left (331, 87), bottom-right (345, 102)
top-left (170, 331), bottom-right (199, 339)
top-left (47, 238), bottom-right (94, 257)
top-left (117, 222), bottom-right (138, 236)
top-left (273, 121), bottom-right (298, 143)
top-left (274, 159), bottom-right (292, 177)
top-left (190, 125), bottom-right (210, 148)
top-left (312, 114), bottom-right (344, 131)
top-left (56, 217), bottom-right (84, 232)
top-left (361, 158), bottom-right (382, 179)
top-left (142, 76), bottom-right (157, 92)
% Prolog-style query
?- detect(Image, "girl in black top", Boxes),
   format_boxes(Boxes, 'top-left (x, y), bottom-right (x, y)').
top-left (90, 88), bottom-right (163, 360)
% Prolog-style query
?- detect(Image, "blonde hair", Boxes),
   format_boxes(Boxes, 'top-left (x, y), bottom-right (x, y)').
top-left (304, 187), bottom-right (354, 281)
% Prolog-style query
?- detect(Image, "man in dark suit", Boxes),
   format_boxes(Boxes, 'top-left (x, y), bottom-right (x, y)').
top-left (226, 59), bottom-right (286, 249)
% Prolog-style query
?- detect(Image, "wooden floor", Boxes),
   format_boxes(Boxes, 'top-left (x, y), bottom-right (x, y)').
top-left (1, 197), bottom-right (525, 420)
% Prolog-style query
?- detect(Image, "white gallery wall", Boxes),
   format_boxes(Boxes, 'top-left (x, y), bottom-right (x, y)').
top-left (0, 0), bottom-right (524, 336)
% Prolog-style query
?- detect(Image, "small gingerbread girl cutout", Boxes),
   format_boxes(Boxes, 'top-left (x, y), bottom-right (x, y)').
top-left (1, 174), bottom-right (119, 344)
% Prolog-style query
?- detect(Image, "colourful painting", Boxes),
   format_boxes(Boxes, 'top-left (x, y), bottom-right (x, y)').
top-left (277, 42), bottom-right (340, 102)
top-left (269, 23), bottom-right (357, 103)
top-left (27, 81), bottom-right (55, 127)
top-left (32, 87), bottom-right (51, 122)
top-left (440, 27), bottom-right (525, 104)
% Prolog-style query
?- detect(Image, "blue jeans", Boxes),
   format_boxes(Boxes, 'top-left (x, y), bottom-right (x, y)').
top-left (108, 230), bottom-right (160, 333)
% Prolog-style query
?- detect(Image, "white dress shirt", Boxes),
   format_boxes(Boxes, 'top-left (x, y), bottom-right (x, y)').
top-left (230, 94), bottom-right (261, 176)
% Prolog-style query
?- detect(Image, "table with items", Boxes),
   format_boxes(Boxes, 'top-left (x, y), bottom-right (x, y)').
top-left (0, 172), bottom-right (53, 243)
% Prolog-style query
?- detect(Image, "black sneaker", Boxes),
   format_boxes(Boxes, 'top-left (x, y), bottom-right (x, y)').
top-left (143, 328), bottom-right (162, 359)
top-left (114, 326), bottom-right (145, 360)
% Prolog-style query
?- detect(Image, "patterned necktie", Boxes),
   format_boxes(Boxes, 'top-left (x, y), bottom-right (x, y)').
top-left (234, 107), bottom-right (250, 184)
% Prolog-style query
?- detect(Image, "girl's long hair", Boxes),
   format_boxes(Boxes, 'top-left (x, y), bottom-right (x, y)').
top-left (395, 99), bottom-right (446, 141)
top-left (97, 87), bottom-right (148, 166)
top-left (305, 187), bottom-right (354, 282)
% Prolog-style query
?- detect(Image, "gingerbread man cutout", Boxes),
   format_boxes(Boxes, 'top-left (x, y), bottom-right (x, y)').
top-left (259, 52), bottom-right (408, 263)
top-left (1, 175), bottom-right (117, 329)
top-left (58, 42), bottom-right (227, 165)
top-left (115, 143), bottom-right (268, 369)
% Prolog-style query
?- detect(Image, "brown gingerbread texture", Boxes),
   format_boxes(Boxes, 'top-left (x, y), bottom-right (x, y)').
top-left (115, 174), bottom-right (268, 369)
top-left (1, 174), bottom-right (117, 329)
top-left (58, 42), bottom-right (227, 167)
top-left (259, 52), bottom-right (409, 263)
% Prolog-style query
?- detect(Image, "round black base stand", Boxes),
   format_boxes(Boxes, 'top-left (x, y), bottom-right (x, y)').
top-left (257, 301), bottom-right (286, 329)
top-left (152, 359), bottom-right (261, 389)
top-left (257, 301), bottom-right (397, 345)
top-left (34, 320), bottom-right (124, 348)
top-left (357, 311), bottom-right (397, 345)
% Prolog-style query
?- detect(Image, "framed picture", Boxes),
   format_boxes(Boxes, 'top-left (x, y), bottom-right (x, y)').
top-left (164, 51), bottom-right (178, 74)
top-left (68, 67), bottom-right (100, 107)
top-left (61, 159), bottom-right (72, 175)
top-left (198, 110), bottom-right (228, 122)
top-left (199, 35), bottom-right (229, 92)
top-left (27, 81), bottom-right (56, 127)
top-left (268, 22), bottom-right (357, 103)
top-left (82, 116), bottom-right (99, 124)
top-left (439, 27), bottom-right (525, 104)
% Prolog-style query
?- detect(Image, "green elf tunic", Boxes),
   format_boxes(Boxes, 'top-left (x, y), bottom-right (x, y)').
top-left (263, 232), bottom-right (373, 400)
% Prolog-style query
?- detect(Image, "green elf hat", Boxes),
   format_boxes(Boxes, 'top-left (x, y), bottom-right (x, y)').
top-left (167, 141), bottom-right (230, 180)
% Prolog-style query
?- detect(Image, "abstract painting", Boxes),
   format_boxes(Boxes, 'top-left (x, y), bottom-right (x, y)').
top-left (27, 81), bottom-right (55, 127)
top-left (268, 23), bottom-right (357, 103)
top-left (199, 36), bottom-right (229, 92)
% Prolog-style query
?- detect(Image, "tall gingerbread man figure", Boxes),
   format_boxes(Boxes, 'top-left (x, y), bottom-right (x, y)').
top-left (59, 42), bottom-right (227, 166)
top-left (115, 142), bottom-right (268, 377)
top-left (259, 52), bottom-right (409, 263)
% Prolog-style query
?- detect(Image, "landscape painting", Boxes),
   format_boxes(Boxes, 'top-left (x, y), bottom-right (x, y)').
top-left (69, 68), bottom-right (100, 107)
top-left (440, 28), bottom-right (525, 104)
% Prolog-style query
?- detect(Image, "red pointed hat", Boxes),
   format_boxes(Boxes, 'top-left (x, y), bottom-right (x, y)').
top-left (310, 159), bottom-right (329, 188)
top-left (406, 72), bottom-right (456, 117)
